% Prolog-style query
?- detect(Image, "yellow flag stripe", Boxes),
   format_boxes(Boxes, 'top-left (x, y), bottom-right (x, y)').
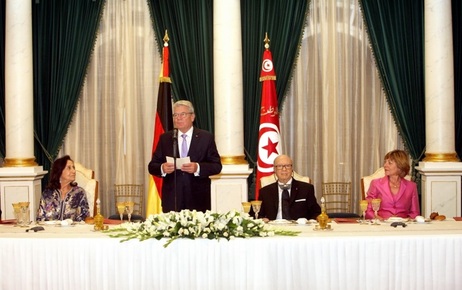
top-left (146, 176), bottom-right (162, 216)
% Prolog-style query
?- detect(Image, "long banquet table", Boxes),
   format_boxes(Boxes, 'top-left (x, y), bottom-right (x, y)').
top-left (1, 219), bottom-right (461, 290)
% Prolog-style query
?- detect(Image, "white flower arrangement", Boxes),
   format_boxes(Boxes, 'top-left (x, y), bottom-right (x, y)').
top-left (105, 209), bottom-right (299, 247)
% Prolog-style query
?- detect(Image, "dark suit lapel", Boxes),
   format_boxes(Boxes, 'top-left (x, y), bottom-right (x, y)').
top-left (187, 127), bottom-right (201, 159)
top-left (270, 183), bottom-right (280, 213)
top-left (164, 130), bottom-right (177, 158)
top-left (289, 179), bottom-right (300, 203)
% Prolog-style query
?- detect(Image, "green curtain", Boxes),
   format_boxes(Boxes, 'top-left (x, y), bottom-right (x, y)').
top-left (32, 0), bottom-right (105, 173)
top-left (147, 0), bottom-right (215, 132)
top-left (359, 0), bottom-right (426, 166)
top-left (0, 0), bottom-right (5, 158)
top-left (453, 0), bottom-right (462, 158)
top-left (241, 0), bottom-right (309, 197)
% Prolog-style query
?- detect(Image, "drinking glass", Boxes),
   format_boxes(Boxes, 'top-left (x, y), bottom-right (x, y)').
top-left (125, 201), bottom-right (135, 223)
top-left (241, 202), bottom-right (251, 214)
top-left (250, 200), bottom-right (262, 219)
top-left (371, 198), bottom-right (381, 225)
top-left (116, 202), bottom-right (126, 222)
top-left (19, 205), bottom-right (30, 227)
top-left (14, 202), bottom-right (30, 227)
top-left (12, 203), bottom-right (21, 227)
top-left (359, 200), bottom-right (368, 224)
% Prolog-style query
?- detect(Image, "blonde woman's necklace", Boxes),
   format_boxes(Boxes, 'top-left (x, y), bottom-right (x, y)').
top-left (389, 178), bottom-right (401, 189)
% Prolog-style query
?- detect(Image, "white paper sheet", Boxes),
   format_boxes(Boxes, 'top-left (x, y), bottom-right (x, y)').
top-left (166, 156), bottom-right (191, 169)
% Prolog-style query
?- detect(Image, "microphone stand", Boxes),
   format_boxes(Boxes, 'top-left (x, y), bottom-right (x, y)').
top-left (172, 129), bottom-right (178, 212)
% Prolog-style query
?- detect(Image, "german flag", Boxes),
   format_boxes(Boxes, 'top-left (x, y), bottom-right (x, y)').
top-left (146, 31), bottom-right (173, 216)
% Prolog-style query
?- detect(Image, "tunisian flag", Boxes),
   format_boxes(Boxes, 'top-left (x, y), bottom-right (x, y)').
top-left (146, 32), bottom-right (174, 216)
top-left (255, 38), bottom-right (282, 200)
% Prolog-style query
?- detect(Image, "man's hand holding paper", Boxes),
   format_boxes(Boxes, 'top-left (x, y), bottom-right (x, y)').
top-left (166, 156), bottom-right (191, 170)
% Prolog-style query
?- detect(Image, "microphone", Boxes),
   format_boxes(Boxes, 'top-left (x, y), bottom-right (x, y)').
top-left (173, 128), bottom-right (178, 140)
top-left (172, 128), bottom-right (178, 211)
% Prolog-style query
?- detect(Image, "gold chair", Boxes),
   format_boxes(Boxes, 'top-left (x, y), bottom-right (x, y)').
top-left (322, 181), bottom-right (359, 218)
top-left (260, 171), bottom-right (311, 188)
top-left (360, 167), bottom-right (412, 199)
top-left (114, 184), bottom-right (144, 217)
top-left (74, 162), bottom-right (99, 217)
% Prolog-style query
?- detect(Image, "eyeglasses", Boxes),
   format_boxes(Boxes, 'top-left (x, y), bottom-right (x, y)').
top-left (172, 112), bottom-right (193, 119)
top-left (274, 164), bottom-right (293, 170)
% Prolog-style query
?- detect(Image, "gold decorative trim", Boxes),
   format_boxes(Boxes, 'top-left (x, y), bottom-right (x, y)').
top-left (423, 152), bottom-right (460, 162)
top-left (3, 157), bottom-right (38, 167)
top-left (259, 75), bottom-right (277, 82)
top-left (221, 155), bottom-right (248, 165)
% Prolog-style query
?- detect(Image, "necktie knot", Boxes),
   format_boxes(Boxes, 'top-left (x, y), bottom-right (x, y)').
top-left (278, 183), bottom-right (291, 191)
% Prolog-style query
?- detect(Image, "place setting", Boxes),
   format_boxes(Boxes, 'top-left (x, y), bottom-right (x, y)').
top-left (37, 220), bottom-right (73, 227)
top-left (355, 198), bottom-right (385, 226)
top-left (241, 201), bottom-right (316, 226)
top-left (266, 218), bottom-right (317, 226)
top-left (355, 199), bottom-right (444, 227)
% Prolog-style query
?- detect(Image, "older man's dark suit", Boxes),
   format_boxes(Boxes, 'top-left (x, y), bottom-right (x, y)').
top-left (148, 128), bottom-right (222, 212)
top-left (259, 178), bottom-right (321, 220)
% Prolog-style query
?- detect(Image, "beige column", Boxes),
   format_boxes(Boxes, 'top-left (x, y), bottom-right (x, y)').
top-left (423, 0), bottom-right (458, 162)
top-left (0, 0), bottom-right (47, 221)
top-left (417, 0), bottom-right (462, 217)
top-left (210, 0), bottom-right (252, 213)
top-left (4, 0), bottom-right (36, 167)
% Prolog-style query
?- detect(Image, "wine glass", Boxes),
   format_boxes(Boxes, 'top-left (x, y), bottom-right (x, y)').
top-left (12, 203), bottom-right (21, 227)
top-left (125, 201), bottom-right (135, 223)
top-left (241, 202), bottom-right (251, 214)
top-left (359, 200), bottom-right (368, 224)
top-left (371, 198), bottom-right (381, 225)
top-left (250, 200), bottom-right (262, 219)
top-left (116, 202), bottom-right (126, 222)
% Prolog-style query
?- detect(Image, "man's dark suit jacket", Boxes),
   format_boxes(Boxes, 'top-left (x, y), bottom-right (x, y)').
top-left (148, 128), bottom-right (222, 212)
top-left (258, 178), bottom-right (321, 220)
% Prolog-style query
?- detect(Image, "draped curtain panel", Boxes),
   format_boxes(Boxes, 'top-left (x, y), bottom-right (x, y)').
top-left (0, 1), bottom-right (5, 158)
top-left (32, 0), bottom-right (105, 173)
top-left (453, 0), bottom-right (462, 158)
top-left (241, 0), bottom-right (309, 170)
top-left (359, 0), bottom-right (426, 165)
top-left (61, 0), bottom-right (161, 216)
top-left (281, 0), bottom-right (404, 213)
top-left (147, 0), bottom-right (215, 132)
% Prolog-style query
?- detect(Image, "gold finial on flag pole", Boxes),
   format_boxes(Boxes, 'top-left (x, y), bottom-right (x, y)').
top-left (163, 30), bottom-right (169, 46)
top-left (263, 32), bottom-right (270, 50)
top-left (160, 30), bottom-right (171, 83)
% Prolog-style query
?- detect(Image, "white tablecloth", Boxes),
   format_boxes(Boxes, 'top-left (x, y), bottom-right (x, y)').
top-left (1, 220), bottom-right (461, 290)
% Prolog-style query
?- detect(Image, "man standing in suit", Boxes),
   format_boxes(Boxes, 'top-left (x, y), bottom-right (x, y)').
top-left (148, 100), bottom-right (222, 212)
top-left (259, 154), bottom-right (320, 221)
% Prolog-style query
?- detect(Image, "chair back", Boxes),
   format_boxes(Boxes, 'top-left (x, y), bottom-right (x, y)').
top-left (114, 184), bottom-right (144, 217)
top-left (321, 182), bottom-right (353, 214)
top-left (260, 171), bottom-right (311, 188)
top-left (360, 167), bottom-right (412, 199)
top-left (74, 162), bottom-right (98, 217)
